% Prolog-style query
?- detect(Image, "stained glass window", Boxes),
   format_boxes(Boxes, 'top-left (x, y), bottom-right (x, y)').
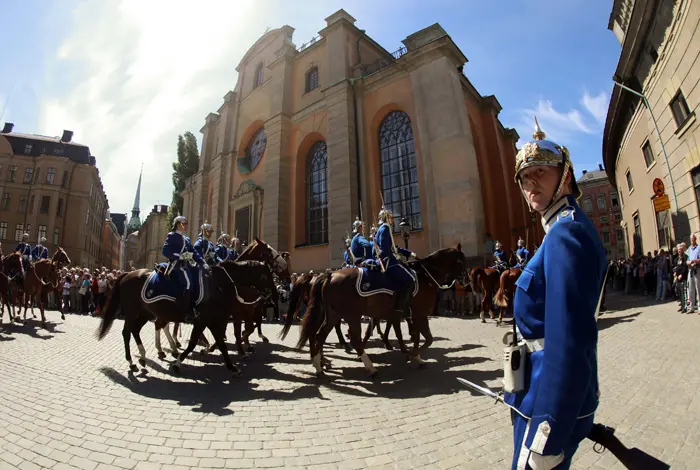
top-left (379, 111), bottom-right (421, 231)
top-left (306, 141), bottom-right (328, 245)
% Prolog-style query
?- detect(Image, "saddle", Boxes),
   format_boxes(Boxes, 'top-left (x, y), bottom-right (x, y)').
top-left (355, 265), bottom-right (419, 298)
top-left (142, 263), bottom-right (206, 306)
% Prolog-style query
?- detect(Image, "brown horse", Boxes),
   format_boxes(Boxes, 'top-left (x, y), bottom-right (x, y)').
top-left (0, 253), bottom-right (24, 323)
top-left (470, 267), bottom-right (500, 323)
top-left (98, 260), bottom-right (270, 377)
top-left (494, 267), bottom-right (522, 326)
top-left (286, 246), bottom-right (467, 378)
top-left (18, 259), bottom-right (61, 326)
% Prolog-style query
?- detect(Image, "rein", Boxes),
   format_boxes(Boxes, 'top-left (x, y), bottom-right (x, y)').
top-left (419, 263), bottom-right (456, 290)
top-left (215, 266), bottom-right (264, 306)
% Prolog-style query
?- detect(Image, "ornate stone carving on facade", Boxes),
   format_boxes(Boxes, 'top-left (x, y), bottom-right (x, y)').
top-left (232, 179), bottom-right (264, 200)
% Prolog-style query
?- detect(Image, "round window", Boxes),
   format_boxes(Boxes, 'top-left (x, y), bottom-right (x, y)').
top-left (238, 128), bottom-right (267, 174)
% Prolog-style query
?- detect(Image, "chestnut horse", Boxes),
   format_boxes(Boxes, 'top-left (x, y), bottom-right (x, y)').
top-left (286, 246), bottom-right (467, 378)
top-left (470, 251), bottom-right (518, 323)
top-left (98, 260), bottom-right (269, 378)
top-left (19, 259), bottom-right (61, 326)
top-left (494, 267), bottom-right (522, 326)
top-left (0, 253), bottom-right (24, 323)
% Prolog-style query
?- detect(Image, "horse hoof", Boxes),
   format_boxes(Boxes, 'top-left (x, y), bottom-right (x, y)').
top-left (170, 364), bottom-right (181, 375)
top-left (344, 346), bottom-right (353, 355)
top-left (315, 371), bottom-right (325, 379)
top-left (157, 351), bottom-right (167, 360)
top-left (129, 364), bottom-right (138, 373)
top-left (262, 337), bottom-right (270, 344)
top-left (171, 351), bottom-right (179, 358)
top-left (385, 345), bottom-right (394, 351)
top-left (138, 358), bottom-right (146, 367)
top-left (175, 341), bottom-right (182, 348)
top-left (370, 371), bottom-right (379, 380)
top-left (199, 348), bottom-right (207, 356)
top-left (481, 319), bottom-right (486, 324)
top-left (61, 314), bottom-right (65, 321)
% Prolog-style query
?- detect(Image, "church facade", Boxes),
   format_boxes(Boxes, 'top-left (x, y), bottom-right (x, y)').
top-left (181, 9), bottom-right (541, 272)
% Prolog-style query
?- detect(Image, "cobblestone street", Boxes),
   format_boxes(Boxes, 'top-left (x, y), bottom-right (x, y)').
top-left (1, 292), bottom-right (700, 469)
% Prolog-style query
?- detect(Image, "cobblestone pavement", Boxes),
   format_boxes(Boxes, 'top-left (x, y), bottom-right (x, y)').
top-left (1, 292), bottom-right (699, 469)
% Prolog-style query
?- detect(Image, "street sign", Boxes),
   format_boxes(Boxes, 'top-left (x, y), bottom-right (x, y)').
top-left (653, 194), bottom-right (671, 212)
top-left (653, 178), bottom-right (665, 197)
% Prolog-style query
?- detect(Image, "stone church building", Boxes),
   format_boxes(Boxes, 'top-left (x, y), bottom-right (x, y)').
top-left (180, 9), bottom-right (541, 272)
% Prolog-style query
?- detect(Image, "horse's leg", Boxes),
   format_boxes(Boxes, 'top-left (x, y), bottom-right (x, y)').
top-left (38, 290), bottom-right (47, 327)
top-left (258, 304), bottom-right (270, 343)
top-left (412, 316), bottom-right (432, 367)
top-left (480, 289), bottom-right (486, 323)
top-left (173, 322), bottom-right (182, 348)
top-left (233, 320), bottom-right (245, 356)
top-left (361, 318), bottom-right (374, 349)
top-left (155, 326), bottom-right (166, 360)
top-left (131, 318), bottom-right (149, 368)
top-left (315, 323), bottom-right (335, 372)
top-left (242, 319), bottom-right (256, 355)
top-left (210, 321), bottom-right (242, 378)
top-left (162, 323), bottom-right (179, 357)
top-left (392, 320), bottom-right (409, 355)
top-left (335, 323), bottom-right (352, 354)
top-left (122, 319), bottom-right (138, 373)
top-left (347, 318), bottom-right (378, 379)
top-left (380, 320), bottom-right (394, 351)
top-left (172, 321), bottom-right (206, 375)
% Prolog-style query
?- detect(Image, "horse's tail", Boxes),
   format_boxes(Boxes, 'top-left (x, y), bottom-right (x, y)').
top-left (279, 275), bottom-right (312, 340)
top-left (470, 267), bottom-right (484, 294)
top-left (296, 273), bottom-right (329, 350)
top-left (97, 273), bottom-right (126, 340)
top-left (494, 270), bottom-right (509, 307)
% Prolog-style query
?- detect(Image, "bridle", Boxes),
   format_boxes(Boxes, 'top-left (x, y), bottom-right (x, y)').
top-left (417, 255), bottom-right (464, 290)
top-left (213, 265), bottom-right (267, 306)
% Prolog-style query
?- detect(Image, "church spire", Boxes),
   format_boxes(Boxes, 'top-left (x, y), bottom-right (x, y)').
top-left (126, 164), bottom-right (143, 234)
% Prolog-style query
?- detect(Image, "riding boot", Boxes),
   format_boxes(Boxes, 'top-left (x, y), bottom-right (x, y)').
top-left (394, 281), bottom-right (415, 320)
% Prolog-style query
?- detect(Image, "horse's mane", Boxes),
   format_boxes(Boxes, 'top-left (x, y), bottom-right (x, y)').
top-left (238, 240), bottom-right (259, 257)
top-left (221, 259), bottom-right (266, 269)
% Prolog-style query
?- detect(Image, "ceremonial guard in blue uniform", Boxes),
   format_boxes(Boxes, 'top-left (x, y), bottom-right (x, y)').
top-left (503, 118), bottom-right (607, 469)
top-left (162, 216), bottom-right (206, 321)
top-left (343, 237), bottom-right (353, 268)
top-left (194, 223), bottom-right (220, 267)
top-left (32, 237), bottom-right (49, 261)
top-left (229, 236), bottom-right (240, 261)
top-left (374, 207), bottom-right (417, 319)
top-left (514, 238), bottom-right (530, 268)
top-left (216, 234), bottom-right (232, 262)
top-left (492, 241), bottom-right (508, 272)
top-left (350, 217), bottom-right (374, 265)
top-left (16, 233), bottom-right (33, 271)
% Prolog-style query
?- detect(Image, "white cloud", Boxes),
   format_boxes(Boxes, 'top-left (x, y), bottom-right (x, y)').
top-left (37, 0), bottom-right (266, 215)
top-left (580, 90), bottom-right (609, 125)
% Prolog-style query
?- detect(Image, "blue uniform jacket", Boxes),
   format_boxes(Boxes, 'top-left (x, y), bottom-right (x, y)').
top-left (504, 195), bottom-right (606, 457)
top-left (162, 232), bottom-right (204, 267)
top-left (215, 244), bottom-right (230, 262)
top-left (351, 233), bottom-right (374, 262)
top-left (493, 249), bottom-right (506, 264)
top-left (343, 250), bottom-right (352, 265)
top-left (194, 237), bottom-right (219, 266)
top-left (515, 247), bottom-right (530, 267)
top-left (375, 223), bottom-right (411, 268)
top-left (16, 242), bottom-right (32, 262)
top-left (32, 244), bottom-right (49, 260)
top-left (229, 249), bottom-right (239, 261)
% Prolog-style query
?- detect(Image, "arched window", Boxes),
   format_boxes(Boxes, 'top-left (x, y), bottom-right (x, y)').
top-left (379, 111), bottom-right (421, 231)
top-left (238, 128), bottom-right (266, 174)
top-left (306, 141), bottom-right (328, 245)
top-left (305, 67), bottom-right (319, 93)
top-left (254, 62), bottom-right (264, 88)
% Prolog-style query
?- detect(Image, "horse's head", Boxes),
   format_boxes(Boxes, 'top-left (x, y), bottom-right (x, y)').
top-left (419, 243), bottom-right (468, 287)
top-left (2, 252), bottom-right (23, 275)
top-left (52, 247), bottom-right (71, 267)
top-left (241, 237), bottom-right (290, 281)
top-left (218, 260), bottom-right (275, 299)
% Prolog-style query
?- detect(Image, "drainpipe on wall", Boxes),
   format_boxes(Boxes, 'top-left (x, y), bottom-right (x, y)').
top-left (351, 30), bottom-right (366, 218)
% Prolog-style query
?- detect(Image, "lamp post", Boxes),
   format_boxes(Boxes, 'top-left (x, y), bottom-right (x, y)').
top-left (612, 79), bottom-right (678, 216)
top-left (399, 217), bottom-right (410, 249)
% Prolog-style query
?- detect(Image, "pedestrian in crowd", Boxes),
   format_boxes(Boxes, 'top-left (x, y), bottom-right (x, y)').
top-left (674, 242), bottom-right (689, 313)
top-left (62, 276), bottom-right (72, 312)
top-left (687, 234), bottom-right (700, 312)
top-left (656, 249), bottom-right (670, 301)
top-left (97, 274), bottom-right (108, 314)
top-left (643, 253), bottom-right (655, 296)
top-left (70, 270), bottom-right (79, 313)
top-left (79, 273), bottom-right (90, 314)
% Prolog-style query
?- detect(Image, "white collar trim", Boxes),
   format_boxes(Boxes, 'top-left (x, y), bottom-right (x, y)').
top-left (541, 196), bottom-right (570, 234)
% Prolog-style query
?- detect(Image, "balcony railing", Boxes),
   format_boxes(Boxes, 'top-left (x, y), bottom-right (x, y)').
top-left (361, 46), bottom-right (407, 77)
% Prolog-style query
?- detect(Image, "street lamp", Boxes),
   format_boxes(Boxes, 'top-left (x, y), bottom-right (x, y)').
top-left (399, 217), bottom-right (410, 249)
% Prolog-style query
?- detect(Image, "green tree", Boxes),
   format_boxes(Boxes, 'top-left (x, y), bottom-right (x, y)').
top-left (168, 131), bottom-right (200, 229)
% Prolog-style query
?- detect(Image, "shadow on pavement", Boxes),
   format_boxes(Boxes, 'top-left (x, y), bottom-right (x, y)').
top-left (598, 311), bottom-right (642, 331)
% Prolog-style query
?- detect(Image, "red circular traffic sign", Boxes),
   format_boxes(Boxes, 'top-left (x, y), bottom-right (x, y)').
top-left (653, 178), bottom-right (665, 197)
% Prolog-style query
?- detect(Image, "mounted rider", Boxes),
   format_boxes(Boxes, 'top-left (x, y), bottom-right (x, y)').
top-left (351, 217), bottom-right (374, 265)
top-left (492, 241), bottom-right (508, 272)
top-left (162, 216), bottom-right (207, 321)
top-left (343, 237), bottom-right (353, 268)
top-left (216, 233), bottom-right (232, 262)
top-left (373, 207), bottom-right (417, 319)
top-left (16, 233), bottom-right (33, 271)
top-left (194, 223), bottom-right (220, 267)
top-left (514, 237), bottom-right (530, 268)
top-left (32, 237), bottom-right (49, 261)
top-left (229, 236), bottom-right (241, 261)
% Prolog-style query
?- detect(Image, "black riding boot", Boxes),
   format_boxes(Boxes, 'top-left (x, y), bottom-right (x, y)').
top-left (394, 281), bottom-right (415, 319)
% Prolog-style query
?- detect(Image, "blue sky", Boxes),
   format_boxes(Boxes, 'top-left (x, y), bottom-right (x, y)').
top-left (0, 0), bottom-right (622, 216)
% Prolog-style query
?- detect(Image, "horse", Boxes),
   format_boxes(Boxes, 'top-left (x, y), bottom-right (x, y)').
top-left (97, 260), bottom-right (270, 378)
top-left (283, 271), bottom-right (354, 354)
top-left (470, 251), bottom-right (518, 323)
top-left (0, 253), bottom-right (24, 323)
top-left (16, 259), bottom-right (61, 326)
top-left (285, 246), bottom-right (467, 378)
top-left (493, 267), bottom-right (522, 326)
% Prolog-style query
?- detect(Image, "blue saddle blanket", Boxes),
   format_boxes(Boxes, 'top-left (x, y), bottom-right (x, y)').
top-left (141, 263), bottom-right (203, 305)
top-left (355, 266), bottom-right (419, 298)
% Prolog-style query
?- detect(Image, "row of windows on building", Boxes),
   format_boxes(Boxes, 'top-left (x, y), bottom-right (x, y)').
top-left (251, 62), bottom-right (320, 94)
top-left (0, 192), bottom-right (63, 216)
top-left (0, 164), bottom-right (66, 187)
top-left (0, 222), bottom-right (60, 245)
top-left (582, 192), bottom-right (620, 213)
top-left (624, 88), bottom-right (693, 192)
top-left (599, 227), bottom-right (625, 245)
